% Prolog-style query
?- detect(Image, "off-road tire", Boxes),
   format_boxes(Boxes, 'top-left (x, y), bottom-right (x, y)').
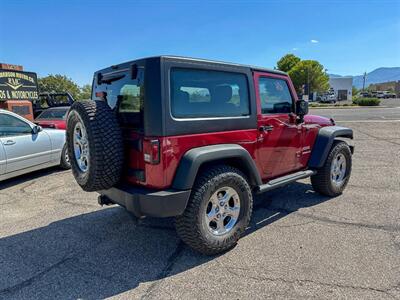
top-left (60, 143), bottom-right (71, 170)
top-left (311, 140), bottom-right (352, 197)
top-left (176, 165), bottom-right (253, 255)
top-left (66, 100), bottom-right (123, 191)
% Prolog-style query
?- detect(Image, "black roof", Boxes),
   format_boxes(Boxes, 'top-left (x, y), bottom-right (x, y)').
top-left (98, 55), bottom-right (287, 76)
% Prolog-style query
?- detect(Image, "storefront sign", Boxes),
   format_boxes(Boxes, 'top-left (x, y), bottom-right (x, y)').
top-left (0, 69), bottom-right (39, 101)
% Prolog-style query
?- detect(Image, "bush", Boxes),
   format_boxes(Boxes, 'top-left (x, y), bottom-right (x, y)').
top-left (353, 97), bottom-right (380, 106)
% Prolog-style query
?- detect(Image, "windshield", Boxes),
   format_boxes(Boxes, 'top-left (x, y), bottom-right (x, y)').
top-left (37, 108), bottom-right (69, 120)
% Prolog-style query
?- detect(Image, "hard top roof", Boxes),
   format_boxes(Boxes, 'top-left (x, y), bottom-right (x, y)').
top-left (96, 55), bottom-right (287, 76)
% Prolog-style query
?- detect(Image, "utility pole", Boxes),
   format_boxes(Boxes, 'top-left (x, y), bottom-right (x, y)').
top-left (307, 67), bottom-right (310, 97)
top-left (362, 72), bottom-right (367, 91)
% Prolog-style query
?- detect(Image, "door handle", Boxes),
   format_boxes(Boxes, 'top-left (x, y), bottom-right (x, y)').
top-left (259, 125), bottom-right (274, 132)
top-left (3, 140), bottom-right (16, 146)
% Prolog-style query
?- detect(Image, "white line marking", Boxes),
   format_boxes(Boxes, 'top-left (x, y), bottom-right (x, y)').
top-left (337, 120), bottom-right (400, 123)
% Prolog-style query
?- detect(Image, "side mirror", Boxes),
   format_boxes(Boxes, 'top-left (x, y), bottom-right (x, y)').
top-left (295, 100), bottom-right (309, 123)
top-left (296, 100), bottom-right (309, 116)
top-left (32, 125), bottom-right (42, 134)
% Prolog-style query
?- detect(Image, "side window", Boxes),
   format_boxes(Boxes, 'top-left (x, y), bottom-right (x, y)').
top-left (0, 114), bottom-right (32, 137)
top-left (259, 77), bottom-right (294, 114)
top-left (170, 68), bottom-right (250, 118)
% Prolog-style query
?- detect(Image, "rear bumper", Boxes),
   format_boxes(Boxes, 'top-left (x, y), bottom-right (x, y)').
top-left (98, 185), bottom-right (191, 218)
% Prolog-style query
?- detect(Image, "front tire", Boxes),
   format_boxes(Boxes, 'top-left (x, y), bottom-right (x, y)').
top-left (176, 165), bottom-right (253, 255)
top-left (311, 141), bottom-right (352, 196)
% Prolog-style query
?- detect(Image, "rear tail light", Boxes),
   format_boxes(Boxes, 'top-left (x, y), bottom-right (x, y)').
top-left (143, 139), bottom-right (160, 164)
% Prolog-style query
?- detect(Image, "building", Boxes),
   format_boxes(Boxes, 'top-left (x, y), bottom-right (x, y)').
top-left (395, 81), bottom-right (400, 98)
top-left (329, 77), bottom-right (353, 101)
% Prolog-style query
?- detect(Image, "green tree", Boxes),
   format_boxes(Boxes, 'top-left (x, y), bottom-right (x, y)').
top-left (276, 54), bottom-right (301, 72)
top-left (38, 74), bottom-right (81, 99)
top-left (352, 86), bottom-right (358, 96)
top-left (79, 84), bottom-right (92, 99)
top-left (288, 60), bottom-right (329, 93)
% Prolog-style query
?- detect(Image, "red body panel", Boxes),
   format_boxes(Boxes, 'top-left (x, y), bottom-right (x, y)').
top-left (126, 129), bottom-right (259, 189)
top-left (35, 119), bottom-right (66, 130)
top-left (124, 72), bottom-right (332, 190)
top-left (304, 114), bottom-right (333, 126)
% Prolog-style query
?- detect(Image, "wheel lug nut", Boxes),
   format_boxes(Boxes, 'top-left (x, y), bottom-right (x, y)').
top-left (219, 201), bottom-right (224, 206)
top-left (217, 214), bottom-right (221, 219)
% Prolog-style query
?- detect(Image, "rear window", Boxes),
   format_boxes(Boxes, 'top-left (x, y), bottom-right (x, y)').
top-left (92, 68), bottom-right (144, 127)
top-left (37, 108), bottom-right (69, 120)
top-left (170, 68), bottom-right (249, 118)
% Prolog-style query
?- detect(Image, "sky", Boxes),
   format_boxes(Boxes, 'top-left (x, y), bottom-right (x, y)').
top-left (1, 0), bottom-right (399, 86)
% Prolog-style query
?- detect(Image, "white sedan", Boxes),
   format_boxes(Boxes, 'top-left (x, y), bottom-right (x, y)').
top-left (0, 109), bottom-right (70, 181)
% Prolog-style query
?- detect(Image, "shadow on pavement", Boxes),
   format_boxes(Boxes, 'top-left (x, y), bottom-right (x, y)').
top-left (0, 182), bottom-right (331, 299)
top-left (0, 167), bottom-right (67, 190)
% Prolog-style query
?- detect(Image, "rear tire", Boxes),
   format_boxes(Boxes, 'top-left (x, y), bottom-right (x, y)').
top-left (60, 144), bottom-right (71, 170)
top-left (66, 100), bottom-right (124, 191)
top-left (176, 165), bottom-right (253, 255)
top-left (311, 141), bottom-right (352, 196)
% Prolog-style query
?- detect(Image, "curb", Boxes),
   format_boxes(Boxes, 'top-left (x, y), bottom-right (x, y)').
top-left (310, 106), bottom-right (385, 109)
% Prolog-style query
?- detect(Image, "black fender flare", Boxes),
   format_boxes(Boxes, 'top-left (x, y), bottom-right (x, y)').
top-left (172, 144), bottom-right (262, 190)
top-left (308, 126), bottom-right (354, 168)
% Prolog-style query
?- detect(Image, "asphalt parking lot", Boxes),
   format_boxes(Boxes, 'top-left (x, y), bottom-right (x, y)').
top-left (1, 100), bottom-right (400, 299)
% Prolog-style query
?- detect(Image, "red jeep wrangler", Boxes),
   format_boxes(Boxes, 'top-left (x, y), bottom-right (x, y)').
top-left (67, 56), bottom-right (353, 255)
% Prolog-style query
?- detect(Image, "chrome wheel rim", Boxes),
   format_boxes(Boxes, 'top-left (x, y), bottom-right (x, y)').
top-left (205, 186), bottom-right (241, 236)
top-left (331, 153), bottom-right (346, 186)
top-left (73, 120), bottom-right (89, 172)
top-left (65, 150), bottom-right (70, 164)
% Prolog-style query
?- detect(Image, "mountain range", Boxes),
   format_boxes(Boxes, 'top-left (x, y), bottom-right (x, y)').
top-left (329, 67), bottom-right (400, 88)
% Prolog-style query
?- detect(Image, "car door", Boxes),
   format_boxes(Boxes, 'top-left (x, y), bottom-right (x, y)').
top-left (0, 141), bottom-right (5, 175)
top-left (0, 112), bottom-right (52, 174)
top-left (254, 72), bottom-right (303, 180)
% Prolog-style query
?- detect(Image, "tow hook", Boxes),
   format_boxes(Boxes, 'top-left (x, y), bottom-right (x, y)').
top-left (98, 195), bottom-right (114, 206)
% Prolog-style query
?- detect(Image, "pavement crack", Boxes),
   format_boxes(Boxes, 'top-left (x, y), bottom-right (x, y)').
top-left (58, 198), bottom-right (97, 208)
top-left (355, 128), bottom-right (400, 146)
top-left (225, 267), bottom-right (397, 298)
top-left (0, 257), bottom-right (72, 296)
top-left (141, 241), bottom-right (185, 300)
top-left (267, 205), bottom-right (400, 233)
top-left (19, 181), bottom-right (36, 194)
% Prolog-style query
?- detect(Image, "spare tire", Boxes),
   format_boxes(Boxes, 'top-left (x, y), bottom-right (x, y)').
top-left (66, 100), bottom-right (124, 191)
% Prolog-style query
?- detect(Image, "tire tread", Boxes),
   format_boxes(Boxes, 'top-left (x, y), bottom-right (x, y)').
top-left (176, 165), bottom-right (253, 255)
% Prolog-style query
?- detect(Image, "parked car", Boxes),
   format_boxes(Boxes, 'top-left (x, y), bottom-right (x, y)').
top-left (376, 91), bottom-right (396, 99)
top-left (66, 56), bottom-right (354, 255)
top-left (0, 109), bottom-right (70, 181)
top-left (359, 91), bottom-right (371, 98)
top-left (370, 91), bottom-right (378, 98)
top-left (319, 92), bottom-right (336, 103)
top-left (35, 106), bottom-right (70, 130)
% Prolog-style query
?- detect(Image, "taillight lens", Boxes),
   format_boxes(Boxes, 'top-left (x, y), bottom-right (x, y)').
top-left (143, 139), bottom-right (160, 164)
